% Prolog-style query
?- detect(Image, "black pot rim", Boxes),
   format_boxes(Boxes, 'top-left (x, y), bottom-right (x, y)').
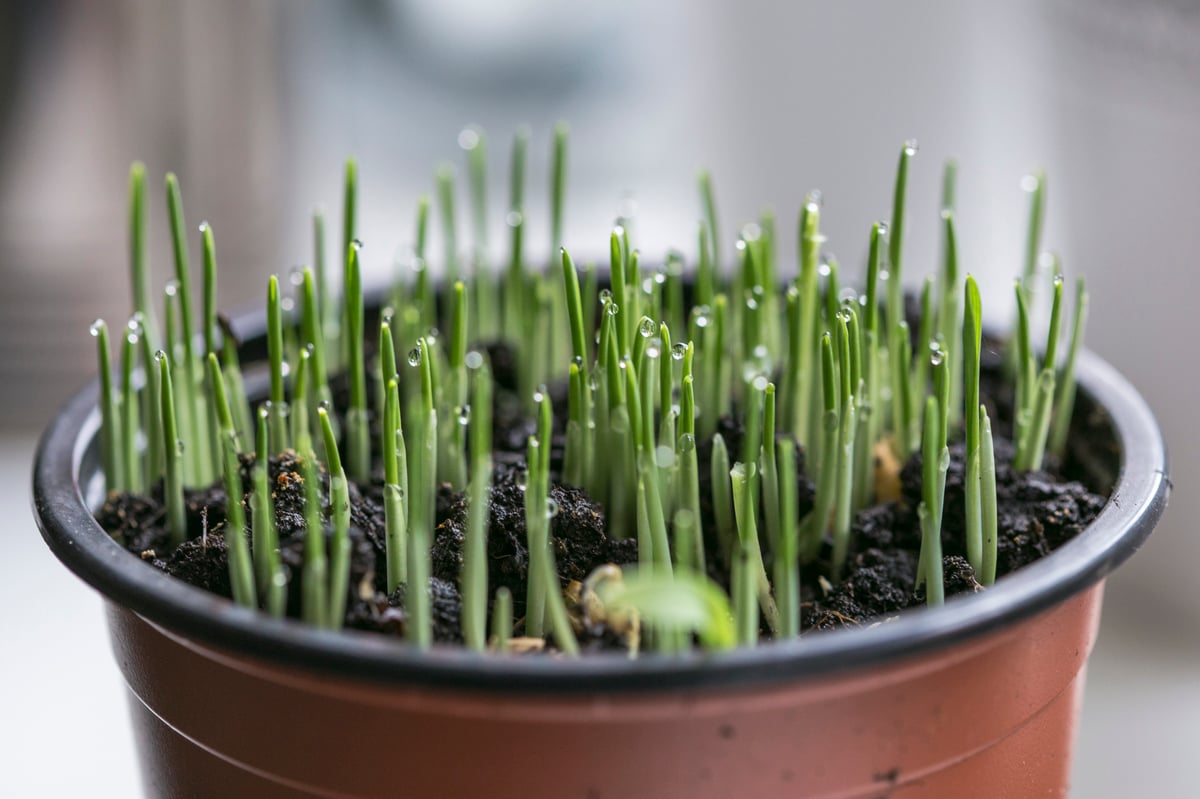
top-left (32, 320), bottom-right (1169, 695)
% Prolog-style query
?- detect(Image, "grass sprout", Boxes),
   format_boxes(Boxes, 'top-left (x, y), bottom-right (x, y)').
top-left (95, 138), bottom-right (1092, 655)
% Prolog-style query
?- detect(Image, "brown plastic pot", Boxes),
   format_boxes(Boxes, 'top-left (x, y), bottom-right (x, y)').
top-left (34, 325), bottom-right (1168, 797)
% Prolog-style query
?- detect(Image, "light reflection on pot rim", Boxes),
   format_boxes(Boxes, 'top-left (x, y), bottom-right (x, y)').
top-left (33, 343), bottom-right (1169, 695)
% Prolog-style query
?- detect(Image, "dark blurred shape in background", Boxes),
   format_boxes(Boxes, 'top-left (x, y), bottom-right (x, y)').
top-left (1, 2), bottom-right (1197, 796)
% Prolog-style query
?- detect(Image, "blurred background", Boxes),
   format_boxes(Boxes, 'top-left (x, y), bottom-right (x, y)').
top-left (2, 1), bottom-right (1196, 795)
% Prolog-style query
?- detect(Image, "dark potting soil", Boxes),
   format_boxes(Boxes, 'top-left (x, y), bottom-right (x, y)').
top-left (96, 349), bottom-right (1111, 651)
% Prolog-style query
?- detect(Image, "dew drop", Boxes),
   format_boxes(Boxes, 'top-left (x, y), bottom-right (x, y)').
top-left (752, 345), bottom-right (769, 361)
top-left (532, 390), bottom-right (546, 405)
top-left (126, 331), bottom-right (139, 346)
top-left (289, 267), bottom-right (305, 287)
top-left (351, 238), bottom-right (364, 251)
top-left (930, 349), bottom-right (945, 367)
top-left (741, 222), bottom-right (762, 242)
top-left (692, 305), bottom-right (711, 329)
top-left (381, 307), bottom-right (395, 325)
top-left (571, 354), bottom-right (584, 369)
top-left (457, 127), bottom-right (480, 151)
top-left (654, 445), bottom-right (676, 469)
top-left (598, 288), bottom-right (613, 304)
top-left (679, 433), bottom-right (696, 453)
top-left (411, 256), bottom-right (427, 274)
top-left (154, 349), bottom-right (167, 363)
top-left (671, 342), bottom-right (687, 360)
top-left (653, 272), bottom-right (666, 286)
top-left (465, 350), bottom-right (484, 370)
top-left (318, 399), bottom-right (332, 412)
top-left (644, 344), bottom-right (660, 360)
top-left (903, 139), bottom-right (920, 156)
top-left (280, 297), bottom-right (295, 313)
top-left (752, 375), bottom-right (769, 392)
top-left (806, 189), bottom-right (824, 209)
top-left (506, 210), bottom-right (523, 228)
top-left (457, 405), bottom-right (471, 426)
top-left (516, 472), bottom-right (527, 492)
top-left (876, 222), bottom-right (889, 238)
top-left (818, 263), bottom-right (832, 278)
top-left (89, 320), bottom-right (105, 337)
top-left (639, 317), bottom-right (656, 338)
top-left (164, 280), bottom-right (179, 297)
top-left (407, 348), bottom-right (422, 367)
top-left (1020, 174), bottom-right (1040, 193)
top-left (641, 277), bottom-right (655, 295)
top-left (546, 498), bottom-right (560, 518)
top-left (839, 287), bottom-right (859, 304)
top-left (605, 302), bottom-right (620, 316)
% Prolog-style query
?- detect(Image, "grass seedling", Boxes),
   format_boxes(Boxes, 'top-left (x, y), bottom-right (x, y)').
top-left (775, 437), bottom-right (800, 638)
top-left (1049, 277), bottom-right (1088, 460)
top-left (1015, 275), bottom-right (1064, 472)
top-left (442, 282), bottom-right (470, 491)
top-left (300, 451), bottom-right (329, 627)
top-left (312, 208), bottom-right (333, 364)
top-left (461, 127), bottom-right (495, 338)
top-left (790, 196), bottom-right (821, 444)
top-left (437, 163), bottom-right (460, 311)
top-left (491, 587), bottom-right (513, 652)
top-left (200, 222), bottom-right (222, 472)
top-left (128, 163), bottom-right (157, 348)
top-left (165, 173), bottom-right (211, 485)
top-left (119, 322), bottom-right (141, 493)
top-left (318, 406), bottom-right (351, 630)
top-left (134, 317), bottom-right (162, 490)
top-left (382, 376), bottom-right (409, 591)
top-left (962, 275), bottom-right (984, 574)
top-left (219, 428), bottom-right (256, 608)
top-left (503, 128), bottom-right (529, 342)
top-left (939, 209), bottom-right (962, 429)
top-left (525, 392), bottom-right (552, 636)
top-left (342, 159), bottom-right (357, 292)
top-left (157, 352), bottom-right (186, 548)
top-left (266, 276), bottom-right (290, 454)
top-left (300, 268), bottom-right (334, 427)
top-left (801, 334), bottom-right (837, 562)
top-left (830, 313), bottom-right (859, 580)
top-left (915, 396), bottom-right (945, 605)
top-left (292, 347), bottom-right (313, 455)
top-left (344, 243), bottom-right (371, 483)
top-left (406, 338), bottom-right (437, 649)
top-left (729, 463), bottom-right (761, 644)
top-left (675, 377), bottom-right (705, 574)
top-left (980, 405), bottom-right (999, 586)
top-left (1012, 280), bottom-right (1036, 457)
top-left (252, 408), bottom-right (285, 617)
top-left (461, 357), bottom-right (493, 651)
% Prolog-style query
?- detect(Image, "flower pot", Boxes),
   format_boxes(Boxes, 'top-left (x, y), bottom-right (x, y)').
top-left (33, 312), bottom-right (1168, 798)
